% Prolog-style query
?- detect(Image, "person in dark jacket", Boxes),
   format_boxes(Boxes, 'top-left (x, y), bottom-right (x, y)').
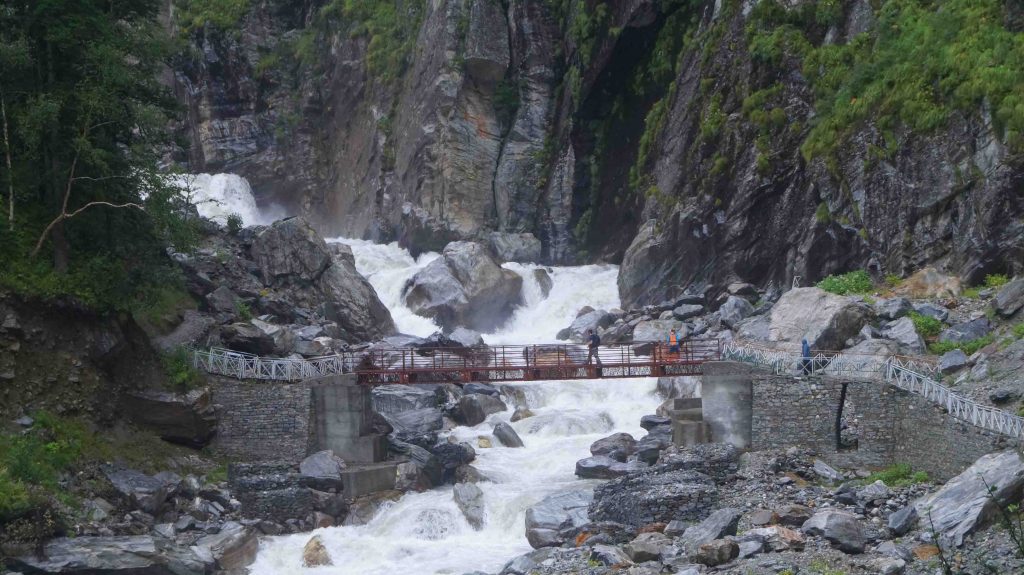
top-left (800, 338), bottom-right (812, 375)
top-left (587, 329), bottom-right (602, 366)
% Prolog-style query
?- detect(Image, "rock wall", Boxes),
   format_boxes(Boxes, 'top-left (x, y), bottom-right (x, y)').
top-left (209, 377), bottom-right (316, 462)
top-left (751, 373), bottom-right (1017, 481)
top-left (171, 0), bottom-right (1024, 295)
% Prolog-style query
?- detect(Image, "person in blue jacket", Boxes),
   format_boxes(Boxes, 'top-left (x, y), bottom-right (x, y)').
top-left (800, 338), bottom-right (812, 375)
top-left (666, 328), bottom-right (681, 353)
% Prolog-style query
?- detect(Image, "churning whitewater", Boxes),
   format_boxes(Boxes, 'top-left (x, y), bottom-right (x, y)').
top-left (250, 241), bottom-right (659, 575)
top-left (181, 173), bottom-right (659, 575)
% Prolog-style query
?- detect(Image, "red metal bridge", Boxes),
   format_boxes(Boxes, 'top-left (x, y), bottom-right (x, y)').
top-left (353, 339), bottom-right (723, 385)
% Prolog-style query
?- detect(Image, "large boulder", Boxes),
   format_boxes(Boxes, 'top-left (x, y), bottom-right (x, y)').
top-left (194, 521), bottom-right (259, 571)
top-left (524, 490), bottom-right (592, 549)
top-left (590, 432), bottom-right (638, 462)
top-left (995, 278), bottom-right (1024, 317)
top-left (371, 385), bottom-right (438, 415)
top-left (768, 287), bottom-right (870, 350)
top-left (939, 318), bottom-right (991, 344)
top-left (123, 389), bottom-right (216, 447)
top-left (875, 297), bottom-right (913, 320)
top-left (250, 218), bottom-right (395, 342)
top-left (633, 319), bottom-right (683, 342)
top-left (250, 318), bottom-right (296, 355)
top-left (383, 408), bottom-right (444, 443)
top-left (914, 450), bottom-right (1024, 547)
top-left (220, 322), bottom-right (275, 355)
top-left (589, 470), bottom-right (717, 527)
top-left (882, 317), bottom-right (926, 354)
top-left (895, 267), bottom-right (961, 298)
top-left (574, 456), bottom-right (644, 479)
top-left (493, 422), bottom-right (525, 448)
top-left (453, 482), bottom-right (486, 530)
top-left (718, 296), bottom-right (754, 329)
top-left (560, 308), bottom-right (614, 342)
top-left (801, 510), bottom-right (866, 554)
top-left (451, 393), bottom-right (507, 426)
top-left (679, 508), bottom-right (742, 552)
top-left (487, 232), bottom-right (542, 263)
top-left (302, 535), bottom-right (332, 567)
top-left (404, 241), bottom-right (523, 332)
top-left (10, 536), bottom-right (209, 575)
top-left (101, 466), bottom-right (172, 515)
top-left (299, 450), bottom-right (346, 491)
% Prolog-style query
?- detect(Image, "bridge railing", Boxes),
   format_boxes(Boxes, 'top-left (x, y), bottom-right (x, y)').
top-left (193, 347), bottom-right (353, 381)
top-left (724, 340), bottom-right (1024, 439)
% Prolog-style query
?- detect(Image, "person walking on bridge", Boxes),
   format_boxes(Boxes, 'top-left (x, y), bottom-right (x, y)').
top-left (800, 338), bottom-right (812, 376)
top-left (586, 329), bottom-right (602, 366)
top-left (666, 328), bottom-right (681, 354)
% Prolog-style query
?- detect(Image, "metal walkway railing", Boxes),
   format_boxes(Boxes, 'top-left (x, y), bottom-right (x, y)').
top-left (723, 341), bottom-right (1024, 439)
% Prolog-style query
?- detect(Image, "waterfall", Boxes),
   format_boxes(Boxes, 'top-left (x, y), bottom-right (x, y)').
top-left (170, 173), bottom-right (285, 226)
top-left (247, 241), bottom-right (657, 575)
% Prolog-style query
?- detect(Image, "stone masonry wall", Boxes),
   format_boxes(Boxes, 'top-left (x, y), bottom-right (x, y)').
top-left (751, 373), bottom-right (1017, 481)
top-left (209, 377), bottom-right (315, 462)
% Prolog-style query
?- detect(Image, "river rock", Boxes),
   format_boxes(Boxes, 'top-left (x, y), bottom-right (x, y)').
top-left (875, 297), bottom-right (913, 320)
top-left (449, 327), bottom-right (485, 347)
top-left (464, 382), bottom-right (500, 396)
top-left (511, 407), bottom-right (534, 422)
top-left (776, 504), bottom-right (813, 527)
top-left (740, 526), bottom-right (805, 551)
top-left (640, 414), bottom-right (671, 430)
top-left (123, 388), bottom-right (217, 447)
top-left (493, 422), bottom-right (524, 447)
top-left (768, 287), bottom-right (870, 350)
top-left (220, 322), bottom-right (275, 355)
top-left (692, 538), bottom-right (739, 567)
top-left (101, 466), bottom-right (171, 515)
top-left (299, 450), bottom-right (346, 490)
top-left (913, 302), bottom-right (950, 322)
top-left (679, 507), bottom-right (742, 552)
top-left (452, 394), bottom-right (507, 426)
top-left (575, 456), bottom-right (643, 479)
top-left (888, 504), bottom-right (918, 536)
top-left (633, 319), bottom-right (683, 342)
top-left (502, 548), bottom-right (557, 575)
top-left (302, 535), bottom-right (332, 567)
top-left (533, 269), bottom-right (553, 298)
top-left (10, 536), bottom-right (209, 575)
top-left (404, 241), bottom-right (523, 332)
top-left (882, 317), bottom-right (926, 354)
top-left (718, 296), bottom-right (754, 328)
top-left (432, 442), bottom-right (477, 483)
top-left (624, 531), bottom-right (671, 562)
top-left (384, 408), bottom-right (444, 443)
top-left (801, 510), bottom-right (866, 553)
top-left (589, 470), bottom-right (717, 527)
top-left (372, 385), bottom-right (438, 415)
top-left (487, 232), bottom-right (542, 263)
top-left (524, 490), bottom-right (593, 549)
top-left (673, 304), bottom-right (705, 320)
top-left (561, 308), bottom-right (614, 342)
top-left (590, 432), bottom-right (637, 462)
top-left (194, 521), bottom-right (258, 570)
top-left (995, 277), bottom-right (1024, 317)
top-left (590, 544), bottom-right (632, 566)
top-left (914, 449), bottom-right (1024, 547)
top-left (939, 318), bottom-right (991, 344)
top-left (453, 482), bottom-right (485, 530)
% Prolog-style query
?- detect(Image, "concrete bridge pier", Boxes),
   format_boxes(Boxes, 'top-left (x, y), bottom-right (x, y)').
top-left (311, 376), bottom-right (387, 464)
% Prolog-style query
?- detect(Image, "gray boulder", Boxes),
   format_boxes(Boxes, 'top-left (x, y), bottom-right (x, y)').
top-left (913, 302), bottom-right (950, 322)
top-left (299, 450), bottom-right (346, 491)
top-left (194, 521), bottom-right (259, 571)
top-left (452, 394), bottom-right (507, 427)
top-left (590, 432), bottom-right (637, 462)
top-left (882, 317), bottom-right (926, 355)
top-left (589, 469), bottom-right (717, 527)
top-left (372, 385), bottom-right (438, 415)
top-left (453, 482), bottom-right (485, 530)
top-left (524, 490), bottom-right (592, 549)
top-left (251, 217), bottom-right (395, 342)
top-left (939, 349), bottom-right (969, 374)
top-left (673, 304), bottom-right (705, 321)
top-left (250, 318), bottom-right (296, 355)
top-left (493, 422), bottom-right (524, 448)
top-left (404, 241), bottom-right (523, 332)
top-left (633, 319), bottom-right (683, 342)
top-left (487, 232), bottom-right (542, 263)
top-left (875, 297), bottom-right (913, 320)
top-left (624, 532), bottom-right (671, 562)
top-left (691, 538), bottom-right (739, 567)
top-left (590, 544), bottom-right (632, 566)
top-left (719, 296), bottom-right (754, 329)
top-left (449, 327), bottom-right (485, 347)
top-left (11, 536), bottom-right (209, 575)
top-left (561, 308), bottom-right (614, 342)
top-left (914, 450), bottom-right (1024, 547)
top-left (769, 287), bottom-right (870, 350)
top-left (888, 504), bottom-right (918, 536)
top-left (464, 382), bottom-right (500, 396)
top-left (101, 466), bottom-right (171, 515)
top-left (502, 548), bottom-right (557, 575)
top-left (533, 269), bottom-right (553, 298)
top-left (939, 318), bottom-right (991, 344)
top-left (574, 456), bottom-right (644, 479)
top-left (205, 285), bottom-right (240, 314)
top-left (844, 337), bottom-right (901, 356)
top-left (123, 389), bottom-right (216, 447)
top-left (801, 510), bottom-right (866, 553)
top-left (679, 507), bottom-right (742, 552)
top-left (995, 278), bottom-right (1024, 317)
top-left (220, 322), bottom-right (275, 355)
top-left (384, 407), bottom-right (444, 442)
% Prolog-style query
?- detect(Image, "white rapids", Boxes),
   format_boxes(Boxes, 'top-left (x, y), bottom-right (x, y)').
top-left (194, 176), bottom-right (659, 575)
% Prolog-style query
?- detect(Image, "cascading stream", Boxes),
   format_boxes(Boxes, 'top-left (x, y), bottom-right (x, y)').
top-left (192, 176), bottom-right (658, 575)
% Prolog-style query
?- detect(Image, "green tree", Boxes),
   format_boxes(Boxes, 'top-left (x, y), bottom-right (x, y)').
top-left (0, 0), bottom-right (195, 307)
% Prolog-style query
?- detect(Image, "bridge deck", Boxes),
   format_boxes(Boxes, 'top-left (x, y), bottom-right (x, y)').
top-left (354, 340), bottom-right (723, 385)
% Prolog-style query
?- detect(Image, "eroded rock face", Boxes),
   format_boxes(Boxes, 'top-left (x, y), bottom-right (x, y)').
top-left (404, 241), bottom-right (524, 331)
top-left (525, 490), bottom-right (592, 549)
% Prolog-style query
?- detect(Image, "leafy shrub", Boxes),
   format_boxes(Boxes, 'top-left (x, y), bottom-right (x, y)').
top-left (817, 270), bottom-right (873, 295)
top-left (233, 299), bottom-right (253, 321)
top-left (226, 213), bottom-right (243, 235)
top-left (865, 463), bottom-right (929, 487)
top-left (177, 0), bottom-right (251, 33)
top-left (161, 348), bottom-right (206, 393)
top-left (815, 202), bottom-right (831, 224)
top-left (885, 274), bottom-right (902, 287)
top-left (928, 335), bottom-right (995, 356)
top-left (0, 468), bottom-right (31, 521)
top-left (985, 274), bottom-right (1010, 289)
top-left (909, 312), bottom-right (943, 338)
top-left (1014, 323), bottom-right (1024, 339)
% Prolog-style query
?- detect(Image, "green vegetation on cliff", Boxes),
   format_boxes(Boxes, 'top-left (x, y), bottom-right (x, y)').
top-left (176, 0), bottom-right (251, 33)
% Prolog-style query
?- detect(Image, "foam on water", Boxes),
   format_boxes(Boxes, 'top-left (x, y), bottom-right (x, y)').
top-left (170, 173), bottom-right (284, 226)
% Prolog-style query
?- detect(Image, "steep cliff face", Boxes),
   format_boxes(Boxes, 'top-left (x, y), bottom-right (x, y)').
top-left (171, 0), bottom-right (1024, 304)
